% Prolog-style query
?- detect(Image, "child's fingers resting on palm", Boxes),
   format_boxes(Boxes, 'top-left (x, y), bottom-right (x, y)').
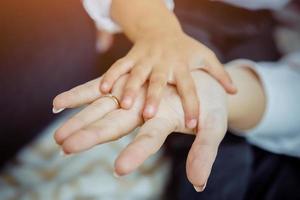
top-left (99, 32), bottom-right (236, 129)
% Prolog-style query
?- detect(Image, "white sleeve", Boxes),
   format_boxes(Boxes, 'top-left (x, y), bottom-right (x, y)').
top-left (215, 0), bottom-right (290, 10)
top-left (82, 0), bottom-right (175, 33)
top-left (227, 52), bottom-right (300, 158)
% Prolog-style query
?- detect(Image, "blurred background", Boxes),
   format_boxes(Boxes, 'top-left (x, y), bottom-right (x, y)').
top-left (0, 0), bottom-right (299, 199)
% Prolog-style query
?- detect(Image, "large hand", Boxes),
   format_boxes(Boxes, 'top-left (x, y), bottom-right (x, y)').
top-left (99, 31), bottom-right (236, 130)
top-left (53, 70), bottom-right (228, 191)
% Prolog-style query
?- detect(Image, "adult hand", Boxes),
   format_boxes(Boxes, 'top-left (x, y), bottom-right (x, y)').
top-left (53, 70), bottom-right (228, 191)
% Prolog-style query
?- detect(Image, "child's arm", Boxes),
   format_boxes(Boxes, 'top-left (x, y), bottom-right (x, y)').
top-left (98, 0), bottom-right (236, 129)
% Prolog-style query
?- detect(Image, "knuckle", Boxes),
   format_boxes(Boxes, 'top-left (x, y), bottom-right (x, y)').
top-left (126, 80), bottom-right (141, 91)
top-left (206, 49), bottom-right (217, 59)
top-left (174, 65), bottom-right (189, 77)
top-left (186, 104), bottom-right (198, 115)
top-left (150, 75), bottom-right (165, 85)
top-left (124, 88), bottom-right (137, 97)
top-left (104, 70), bottom-right (117, 80)
top-left (131, 64), bottom-right (145, 74)
top-left (128, 75), bottom-right (143, 86)
top-left (148, 88), bottom-right (161, 99)
top-left (124, 86), bottom-right (135, 93)
top-left (202, 65), bottom-right (211, 71)
top-left (70, 89), bottom-right (85, 101)
top-left (176, 62), bottom-right (188, 72)
top-left (114, 58), bottom-right (127, 67)
top-left (146, 93), bottom-right (160, 104)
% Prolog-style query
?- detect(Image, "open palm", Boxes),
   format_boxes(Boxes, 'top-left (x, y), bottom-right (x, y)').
top-left (53, 70), bottom-right (228, 190)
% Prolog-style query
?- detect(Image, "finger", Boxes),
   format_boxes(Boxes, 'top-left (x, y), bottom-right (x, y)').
top-left (100, 57), bottom-right (136, 93)
top-left (53, 78), bottom-right (102, 111)
top-left (121, 61), bottom-right (152, 109)
top-left (54, 96), bottom-right (120, 145)
top-left (62, 108), bottom-right (143, 154)
top-left (53, 73), bottom-right (130, 112)
top-left (204, 54), bottom-right (237, 94)
top-left (186, 112), bottom-right (227, 192)
top-left (143, 67), bottom-right (169, 119)
top-left (114, 117), bottom-right (175, 176)
top-left (175, 69), bottom-right (199, 130)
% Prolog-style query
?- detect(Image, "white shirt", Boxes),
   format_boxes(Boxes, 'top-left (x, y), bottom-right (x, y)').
top-left (82, 0), bottom-right (300, 158)
top-left (220, 0), bottom-right (290, 10)
top-left (227, 54), bottom-right (300, 158)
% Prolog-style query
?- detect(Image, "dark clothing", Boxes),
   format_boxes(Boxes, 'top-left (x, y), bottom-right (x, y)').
top-left (166, 135), bottom-right (300, 200)
top-left (165, 134), bottom-right (252, 200)
top-left (245, 147), bottom-right (300, 200)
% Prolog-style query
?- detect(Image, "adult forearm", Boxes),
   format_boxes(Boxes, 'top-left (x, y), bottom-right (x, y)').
top-left (226, 67), bottom-right (266, 131)
top-left (111, 0), bottom-right (182, 41)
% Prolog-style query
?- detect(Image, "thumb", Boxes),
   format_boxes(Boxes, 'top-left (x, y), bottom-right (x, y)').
top-left (186, 113), bottom-right (226, 192)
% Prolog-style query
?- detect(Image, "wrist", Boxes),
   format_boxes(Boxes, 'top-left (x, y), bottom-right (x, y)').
top-left (226, 65), bottom-right (266, 131)
top-left (134, 27), bottom-right (184, 44)
top-left (111, 0), bottom-right (181, 42)
top-left (124, 16), bottom-right (182, 42)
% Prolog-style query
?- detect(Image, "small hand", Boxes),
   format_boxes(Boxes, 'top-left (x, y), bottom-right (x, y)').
top-left (99, 31), bottom-right (236, 129)
top-left (53, 70), bottom-right (228, 191)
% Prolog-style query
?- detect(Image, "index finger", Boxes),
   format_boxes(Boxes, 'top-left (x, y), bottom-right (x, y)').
top-left (53, 77), bottom-right (102, 111)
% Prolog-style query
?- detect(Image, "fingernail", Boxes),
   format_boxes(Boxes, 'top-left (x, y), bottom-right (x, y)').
top-left (101, 82), bottom-right (109, 91)
top-left (59, 149), bottom-right (67, 157)
top-left (229, 83), bottom-right (237, 92)
top-left (144, 105), bottom-right (155, 117)
top-left (194, 182), bottom-right (207, 192)
top-left (187, 119), bottom-right (197, 129)
top-left (233, 85), bottom-right (238, 92)
top-left (59, 149), bottom-right (72, 158)
top-left (53, 107), bottom-right (65, 114)
top-left (113, 171), bottom-right (120, 178)
top-left (122, 96), bottom-right (132, 108)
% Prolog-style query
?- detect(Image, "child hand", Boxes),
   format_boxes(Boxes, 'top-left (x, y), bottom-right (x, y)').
top-left (100, 31), bottom-right (236, 129)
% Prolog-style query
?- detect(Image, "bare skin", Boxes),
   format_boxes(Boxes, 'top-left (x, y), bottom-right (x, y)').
top-left (53, 66), bottom-right (265, 191)
top-left (72, 0), bottom-right (238, 131)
